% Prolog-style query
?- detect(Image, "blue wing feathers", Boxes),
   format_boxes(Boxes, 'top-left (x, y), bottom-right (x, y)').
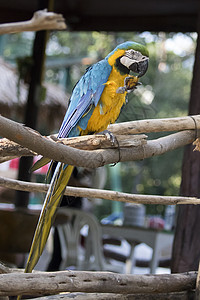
top-left (58, 59), bottom-right (111, 138)
top-left (58, 91), bottom-right (93, 138)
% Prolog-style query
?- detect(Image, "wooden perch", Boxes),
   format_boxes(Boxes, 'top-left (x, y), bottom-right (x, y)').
top-left (0, 263), bottom-right (195, 299)
top-left (1, 176), bottom-right (200, 205)
top-left (108, 115), bottom-right (200, 134)
top-left (0, 9), bottom-right (66, 34)
top-left (0, 115), bottom-right (199, 167)
top-left (0, 263), bottom-right (24, 275)
top-left (0, 134), bottom-right (147, 163)
top-left (0, 270), bottom-right (196, 297)
top-left (50, 133), bottom-right (147, 149)
top-left (0, 139), bottom-right (37, 163)
top-left (30, 291), bottom-right (194, 300)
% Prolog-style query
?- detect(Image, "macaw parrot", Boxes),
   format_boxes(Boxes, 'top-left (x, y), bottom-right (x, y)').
top-left (24, 41), bottom-right (149, 275)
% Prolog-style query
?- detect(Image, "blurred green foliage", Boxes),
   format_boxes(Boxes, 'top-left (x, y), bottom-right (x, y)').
top-left (2, 31), bottom-right (196, 217)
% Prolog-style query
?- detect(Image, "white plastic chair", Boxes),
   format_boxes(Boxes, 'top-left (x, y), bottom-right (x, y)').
top-left (56, 208), bottom-right (120, 272)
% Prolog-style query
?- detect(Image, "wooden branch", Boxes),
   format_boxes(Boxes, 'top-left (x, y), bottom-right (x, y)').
top-left (51, 133), bottom-right (147, 149)
top-left (0, 134), bottom-right (147, 163)
top-left (0, 271), bottom-right (196, 296)
top-left (0, 263), bottom-right (24, 275)
top-left (0, 264), bottom-right (11, 275)
top-left (0, 138), bottom-right (37, 163)
top-left (0, 262), bottom-right (195, 299)
top-left (30, 291), bottom-right (194, 300)
top-left (0, 9), bottom-right (66, 34)
top-left (0, 116), bottom-right (198, 168)
top-left (1, 176), bottom-right (200, 205)
top-left (108, 115), bottom-right (200, 134)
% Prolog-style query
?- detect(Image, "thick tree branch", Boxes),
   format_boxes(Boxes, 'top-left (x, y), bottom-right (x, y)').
top-left (0, 134), bottom-right (147, 163)
top-left (0, 270), bottom-right (196, 296)
top-left (0, 115), bottom-right (198, 167)
top-left (0, 176), bottom-right (200, 205)
top-left (0, 9), bottom-right (66, 34)
top-left (108, 115), bottom-right (200, 134)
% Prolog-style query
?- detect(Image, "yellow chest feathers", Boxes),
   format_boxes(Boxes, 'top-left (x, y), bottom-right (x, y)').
top-left (82, 68), bottom-right (128, 134)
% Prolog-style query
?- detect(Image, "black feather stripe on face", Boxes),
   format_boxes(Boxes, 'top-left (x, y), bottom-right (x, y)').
top-left (115, 56), bottom-right (130, 75)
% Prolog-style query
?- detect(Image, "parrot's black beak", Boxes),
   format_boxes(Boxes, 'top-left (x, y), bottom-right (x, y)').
top-left (129, 57), bottom-right (149, 77)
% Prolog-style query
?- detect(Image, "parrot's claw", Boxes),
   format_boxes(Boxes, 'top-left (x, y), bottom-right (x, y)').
top-left (116, 86), bottom-right (127, 94)
top-left (116, 76), bottom-right (141, 94)
top-left (97, 130), bottom-right (121, 165)
top-left (97, 129), bottom-right (116, 146)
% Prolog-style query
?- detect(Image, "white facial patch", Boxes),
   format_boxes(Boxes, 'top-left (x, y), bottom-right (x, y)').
top-left (120, 49), bottom-right (144, 68)
top-left (120, 56), bottom-right (137, 68)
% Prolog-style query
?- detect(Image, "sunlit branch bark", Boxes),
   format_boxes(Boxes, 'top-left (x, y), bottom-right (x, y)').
top-left (0, 9), bottom-right (66, 34)
top-left (108, 115), bottom-right (200, 134)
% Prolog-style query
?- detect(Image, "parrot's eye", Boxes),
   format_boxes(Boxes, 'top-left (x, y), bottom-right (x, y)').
top-left (120, 49), bottom-right (149, 77)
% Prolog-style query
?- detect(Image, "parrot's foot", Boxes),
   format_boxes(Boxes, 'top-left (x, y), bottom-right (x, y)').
top-left (116, 76), bottom-right (141, 94)
top-left (97, 129), bottom-right (116, 145)
top-left (96, 130), bottom-right (121, 165)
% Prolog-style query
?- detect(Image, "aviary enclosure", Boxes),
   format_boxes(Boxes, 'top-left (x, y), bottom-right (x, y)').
top-left (0, 9), bottom-right (200, 300)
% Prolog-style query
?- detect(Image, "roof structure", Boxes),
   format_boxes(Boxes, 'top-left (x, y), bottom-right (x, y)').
top-left (0, 58), bottom-right (69, 131)
top-left (0, 0), bottom-right (199, 33)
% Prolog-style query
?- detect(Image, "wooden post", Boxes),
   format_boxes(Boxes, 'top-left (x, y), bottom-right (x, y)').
top-left (171, 21), bottom-right (200, 273)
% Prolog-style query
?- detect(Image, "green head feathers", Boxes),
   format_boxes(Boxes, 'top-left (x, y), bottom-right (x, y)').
top-left (106, 41), bottom-right (149, 59)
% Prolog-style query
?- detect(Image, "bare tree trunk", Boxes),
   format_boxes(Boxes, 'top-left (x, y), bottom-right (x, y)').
top-left (171, 29), bottom-right (200, 272)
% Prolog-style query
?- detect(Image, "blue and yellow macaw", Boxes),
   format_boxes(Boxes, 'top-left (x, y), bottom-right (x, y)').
top-left (24, 41), bottom-right (149, 275)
